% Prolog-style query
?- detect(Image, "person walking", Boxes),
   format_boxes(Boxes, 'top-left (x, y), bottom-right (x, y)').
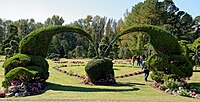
top-left (137, 56), bottom-right (141, 66)
top-left (142, 61), bottom-right (149, 82)
top-left (131, 55), bottom-right (137, 67)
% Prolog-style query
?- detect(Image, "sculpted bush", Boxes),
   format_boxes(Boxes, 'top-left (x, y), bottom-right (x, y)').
top-left (113, 25), bottom-right (193, 82)
top-left (3, 26), bottom-right (93, 88)
top-left (85, 58), bottom-right (115, 84)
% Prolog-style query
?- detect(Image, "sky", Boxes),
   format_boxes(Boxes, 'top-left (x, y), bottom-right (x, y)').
top-left (0, 0), bottom-right (200, 24)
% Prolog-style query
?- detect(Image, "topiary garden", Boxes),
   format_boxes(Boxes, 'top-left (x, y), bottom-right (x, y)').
top-left (111, 25), bottom-right (194, 97)
top-left (0, 24), bottom-right (196, 98)
top-left (1, 26), bottom-right (95, 97)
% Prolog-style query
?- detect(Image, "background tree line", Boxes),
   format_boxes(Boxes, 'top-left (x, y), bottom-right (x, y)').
top-left (0, 0), bottom-right (200, 62)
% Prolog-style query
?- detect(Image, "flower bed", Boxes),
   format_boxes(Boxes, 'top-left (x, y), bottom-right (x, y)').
top-left (0, 80), bottom-right (46, 98)
top-left (152, 80), bottom-right (200, 99)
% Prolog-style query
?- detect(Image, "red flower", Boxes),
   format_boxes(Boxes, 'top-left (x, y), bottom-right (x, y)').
top-left (192, 92), bottom-right (196, 97)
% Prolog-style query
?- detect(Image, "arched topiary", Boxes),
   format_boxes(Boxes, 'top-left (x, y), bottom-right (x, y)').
top-left (85, 58), bottom-right (115, 84)
top-left (111, 24), bottom-right (193, 82)
top-left (19, 26), bottom-right (94, 57)
top-left (111, 25), bottom-right (182, 55)
top-left (2, 26), bottom-right (94, 87)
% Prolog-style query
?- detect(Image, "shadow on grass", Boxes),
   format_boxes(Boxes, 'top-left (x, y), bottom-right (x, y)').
top-left (113, 68), bottom-right (120, 70)
top-left (46, 82), bottom-right (140, 92)
top-left (104, 82), bottom-right (145, 87)
top-left (189, 82), bottom-right (200, 94)
top-left (193, 70), bottom-right (200, 72)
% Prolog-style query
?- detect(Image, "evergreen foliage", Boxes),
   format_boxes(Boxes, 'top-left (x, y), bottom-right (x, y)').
top-left (1, 25), bottom-right (21, 59)
top-left (87, 43), bottom-right (96, 58)
top-left (112, 24), bottom-right (193, 82)
top-left (3, 26), bottom-right (93, 87)
top-left (85, 58), bottom-right (115, 84)
top-left (112, 25), bottom-right (182, 55)
top-left (147, 54), bottom-right (193, 82)
top-left (19, 26), bottom-right (94, 57)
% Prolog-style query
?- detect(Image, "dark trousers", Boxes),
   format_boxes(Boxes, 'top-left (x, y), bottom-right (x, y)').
top-left (144, 70), bottom-right (149, 81)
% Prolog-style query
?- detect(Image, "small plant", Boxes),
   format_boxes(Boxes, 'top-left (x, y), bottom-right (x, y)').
top-left (164, 79), bottom-right (182, 89)
top-left (177, 87), bottom-right (191, 97)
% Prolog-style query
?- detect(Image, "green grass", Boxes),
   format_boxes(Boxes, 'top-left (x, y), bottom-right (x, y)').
top-left (0, 57), bottom-right (200, 101)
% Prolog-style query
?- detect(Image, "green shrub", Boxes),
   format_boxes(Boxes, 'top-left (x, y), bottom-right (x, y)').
top-left (146, 54), bottom-right (170, 72)
top-left (148, 54), bottom-right (193, 82)
top-left (19, 26), bottom-right (93, 57)
top-left (2, 54), bottom-right (49, 87)
top-left (2, 26), bottom-right (94, 88)
top-left (110, 24), bottom-right (193, 83)
top-left (150, 71), bottom-right (165, 82)
top-left (3, 54), bottom-right (49, 75)
top-left (164, 79), bottom-right (182, 89)
top-left (169, 55), bottom-right (193, 78)
top-left (3, 65), bottom-right (49, 88)
top-left (30, 55), bottom-right (49, 74)
top-left (2, 67), bottom-right (35, 87)
top-left (177, 89), bottom-right (191, 97)
top-left (112, 25), bottom-right (182, 55)
top-left (178, 40), bottom-right (190, 57)
top-left (85, 58), bottom-right (114, 84)
top-left (3, 54), bottom-right (31, 75)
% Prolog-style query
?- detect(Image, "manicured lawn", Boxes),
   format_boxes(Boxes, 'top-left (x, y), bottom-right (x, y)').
top-left (0, 57), bottom-right (200, 101)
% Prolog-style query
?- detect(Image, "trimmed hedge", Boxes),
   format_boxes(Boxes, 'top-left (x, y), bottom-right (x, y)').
top-left (19, 26), bottom-right (94, 57)
top-left (147, 54), bottom-right (193, 82)
top-left (168, 55), bottom-right (193, 78)
top-left (3, 26), bottom-right (92, 88)
top-left (2, 67), bottom-right (35, 87)
top-left (112, 25), bottom-right (182, 55)
top-left (146, 54), bottom-right (170, 72)
top-left (3, 54), bottom-right (48, 75)
top-left (85, 58), bottom-right (115, 84)
top-left (3, 54), bottom-right (31, 75)
top-left (110, 24), bottom-right (193, 82)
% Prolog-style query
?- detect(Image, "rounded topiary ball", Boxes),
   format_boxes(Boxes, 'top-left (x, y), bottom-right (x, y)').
top-left (85, 58), bottom-right (115, 84)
